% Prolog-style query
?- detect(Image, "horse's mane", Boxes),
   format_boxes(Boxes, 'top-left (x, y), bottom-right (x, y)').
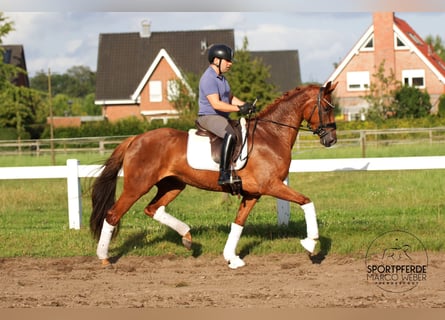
top-left (256, 84), bottom-right (319, 119)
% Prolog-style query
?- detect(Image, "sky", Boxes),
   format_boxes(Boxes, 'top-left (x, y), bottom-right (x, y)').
top-left (2, 1), bottom-right (445, 83)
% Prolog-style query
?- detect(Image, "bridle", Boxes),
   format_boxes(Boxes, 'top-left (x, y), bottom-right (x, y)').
top-left (253, 85), bottom-right (336, 138)
top-left (305, 86), bottom-right (337, 138)
top-left (239, 85), bottom-right (336, 161)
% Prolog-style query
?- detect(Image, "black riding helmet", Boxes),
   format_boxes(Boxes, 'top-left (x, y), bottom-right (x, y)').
top-left (208, 44), bottom-right (234, 63)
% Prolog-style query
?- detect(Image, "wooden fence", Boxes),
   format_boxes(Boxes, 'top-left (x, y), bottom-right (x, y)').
top-left (1, 127), bottom-right (445, 157)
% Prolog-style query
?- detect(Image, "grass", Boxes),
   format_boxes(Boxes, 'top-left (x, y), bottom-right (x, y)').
top-left (0, 141), bottom-right (444, 259)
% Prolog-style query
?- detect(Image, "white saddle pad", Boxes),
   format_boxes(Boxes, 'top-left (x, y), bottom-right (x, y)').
top-left (186, 118), bottom-right (248, 171)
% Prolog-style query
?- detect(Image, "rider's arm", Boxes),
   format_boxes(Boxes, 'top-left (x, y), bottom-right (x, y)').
top-left (207, 93), bottom-right (244, 112)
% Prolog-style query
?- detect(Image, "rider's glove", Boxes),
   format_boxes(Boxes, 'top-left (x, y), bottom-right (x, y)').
top-left (238, 102), bottom-right (255, 115)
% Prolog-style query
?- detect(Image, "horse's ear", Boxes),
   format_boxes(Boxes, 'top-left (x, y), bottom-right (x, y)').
top-left (324, 81), bottom-right (338, 94)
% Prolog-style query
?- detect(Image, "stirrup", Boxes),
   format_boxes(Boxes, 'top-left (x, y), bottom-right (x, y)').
top-left (218, 172), bottom-right (241, 186)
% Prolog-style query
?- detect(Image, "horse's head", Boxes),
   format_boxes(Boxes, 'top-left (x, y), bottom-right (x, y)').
top-left (304, 81), bottom-right (338, 147)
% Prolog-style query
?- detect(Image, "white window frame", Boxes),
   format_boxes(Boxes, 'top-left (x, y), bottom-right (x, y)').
top-left (402, 69), bottom-right (425, 89)
top-left (394, 34), bottom-right (408, 50)
top-left (346, 71), bottom-right (370, 91)
top-left (149, 80), bottom-right (163, 102)
top-left (361, 35), bottom-right (374, 52)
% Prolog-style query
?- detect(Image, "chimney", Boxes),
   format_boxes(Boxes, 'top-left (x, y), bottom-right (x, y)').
top-left (373, 12), bottom-right (396, 74)
top-left (140, 20), bottom-right (151, 38)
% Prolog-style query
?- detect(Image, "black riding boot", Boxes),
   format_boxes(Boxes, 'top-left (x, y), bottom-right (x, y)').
top-left (218, 133), bottom-right (241, 186)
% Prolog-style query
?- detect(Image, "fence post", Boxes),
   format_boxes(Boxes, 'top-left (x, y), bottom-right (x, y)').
top-left (66, 159), bottom-right (82, 230)
top-left (360, 130), bottom-right (366, 158)
top-left (277, 177), bottom-right (290, 225)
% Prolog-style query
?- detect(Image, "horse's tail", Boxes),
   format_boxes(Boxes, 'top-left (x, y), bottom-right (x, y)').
top-left (90, 136), bottom-right (136, 240)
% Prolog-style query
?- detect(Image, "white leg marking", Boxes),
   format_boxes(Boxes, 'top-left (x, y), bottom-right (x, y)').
top-left (223, 223), bottom-right (245, 269)
top-left (301, 202), bottom-right (319, 239)
top-left (153, 206), bottom-right (190, 236)
top-left (300, 202), bottom-right (319, 253)
top-left (97, 219), bottom-right (115, 260)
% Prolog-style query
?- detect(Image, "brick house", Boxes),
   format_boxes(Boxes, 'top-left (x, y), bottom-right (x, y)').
top-left (326, 12), bottom-right (445, 120)
top-left (95, 25), bottom-right (301, 123)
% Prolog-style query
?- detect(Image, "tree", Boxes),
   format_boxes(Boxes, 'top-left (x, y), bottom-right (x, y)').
top-left (31, 66), bottom-right (95, 98)
top-left (364, 60), bottom-right (401, 121)
top-left (30, 66), bottom-right (97, 118)
top-left (169, 37), bottom-right (279, 119)
top-left (0, 13), bottom-right (44, 139)
top-left (438, 94), bottom-right (445, 117)
top-left (168, 72), bottom-right (199, 121)
top-left (393, 85), bottom-right (432, 118)
top-left (0, 13), bottom-right (17, 89)
top-left (226, 37), bottom-right (279, 110)
top-left (425, 34), bottom-right (445, 62)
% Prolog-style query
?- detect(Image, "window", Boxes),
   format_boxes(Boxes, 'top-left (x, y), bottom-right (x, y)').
top-left (407, 32), bottom-right (422, 45)
top-left (402, 69), bottom-right (425, 88)
top-left (361, 35), bottom-right (374, 51)
top-left (149, 80), bottom-right (162, 102)
top-left (395, 35), bottom-right (408, 49)
top-left (347, 71), bottom-right (370, 91)
top-left (3, 49), bottom-right (12, 63)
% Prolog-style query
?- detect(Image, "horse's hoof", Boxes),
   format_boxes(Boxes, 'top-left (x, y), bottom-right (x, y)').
top-left (182, 232), bottom-right (192, 250)
top-left (300, 237), bottom-right (317, 254)
top-left (227, 256), bottom-right (245, 269)
top-left (101, 259), bottom-right (113, 269)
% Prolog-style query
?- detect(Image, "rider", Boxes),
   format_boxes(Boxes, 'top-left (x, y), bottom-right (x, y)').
top-left (197, 44), bottom-right (254, 186)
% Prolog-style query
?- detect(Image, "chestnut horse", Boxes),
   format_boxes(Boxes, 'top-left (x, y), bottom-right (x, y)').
top-left (90, 81), bottom-right (338, 269)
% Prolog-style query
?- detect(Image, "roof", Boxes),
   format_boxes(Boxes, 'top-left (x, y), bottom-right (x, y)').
top-left (95, 29), bottom-right (234, 101)
top-left (326, 13), bottom-right (445, 84)
top-left (394, 16), bottom-right (445, 80)
top-left (251, 50), bottom-right (301, 93)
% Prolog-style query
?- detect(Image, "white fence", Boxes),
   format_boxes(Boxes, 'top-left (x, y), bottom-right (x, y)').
top-left (1, 157), bottom-right (445, 229)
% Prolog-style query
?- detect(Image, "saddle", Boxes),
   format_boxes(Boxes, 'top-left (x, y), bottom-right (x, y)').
top-left (194, 119), bottom-right (243, 164)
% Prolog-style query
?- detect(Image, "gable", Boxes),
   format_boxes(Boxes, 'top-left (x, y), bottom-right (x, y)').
top-left (326, 13), bottom-right (445, 85)
top-left (131, 48), bottom-right (191, 102)
top-left (326, 25), bottom-right (374, 84)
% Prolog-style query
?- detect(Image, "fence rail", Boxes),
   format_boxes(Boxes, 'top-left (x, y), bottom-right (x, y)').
top-left (1, 157), bottom-right (445, 230)
top-left (2, 127), bottom-right (445, 157)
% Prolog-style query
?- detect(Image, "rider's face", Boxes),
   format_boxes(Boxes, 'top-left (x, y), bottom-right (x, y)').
top-left (219, 58), bottom-right (232, 73)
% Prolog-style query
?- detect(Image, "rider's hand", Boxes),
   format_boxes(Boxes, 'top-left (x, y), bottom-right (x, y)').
top-left (238, 102), bottom-right (255, 115)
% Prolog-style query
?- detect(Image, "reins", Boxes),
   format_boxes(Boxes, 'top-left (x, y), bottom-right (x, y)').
top-left (254, 86), bottom-right (336, 135)
top-left (238, 85), bottom-right (336, 161)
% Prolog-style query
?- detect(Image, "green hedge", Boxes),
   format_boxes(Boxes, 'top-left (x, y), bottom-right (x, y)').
top-left (336, 116), bottom-right (445, 131)
top-left (18, 114), bottom-right (445, 140)
top-left (39, 116), bottom-right (196, 139)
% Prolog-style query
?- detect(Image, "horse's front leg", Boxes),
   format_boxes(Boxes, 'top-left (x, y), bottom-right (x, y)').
top-left (265, 180), bottom-right (319, 254)
top-left (223, 195), bottom-right (259, 269)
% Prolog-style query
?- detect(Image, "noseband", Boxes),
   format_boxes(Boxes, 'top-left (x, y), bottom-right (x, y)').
top-left (306, 86), bottom-right (336, 138)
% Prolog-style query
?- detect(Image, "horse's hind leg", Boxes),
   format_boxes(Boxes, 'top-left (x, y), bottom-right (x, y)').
top-left (97, 190), bottom-right (147, 267)
top-left (143, 177), bottom-right (192, 249)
